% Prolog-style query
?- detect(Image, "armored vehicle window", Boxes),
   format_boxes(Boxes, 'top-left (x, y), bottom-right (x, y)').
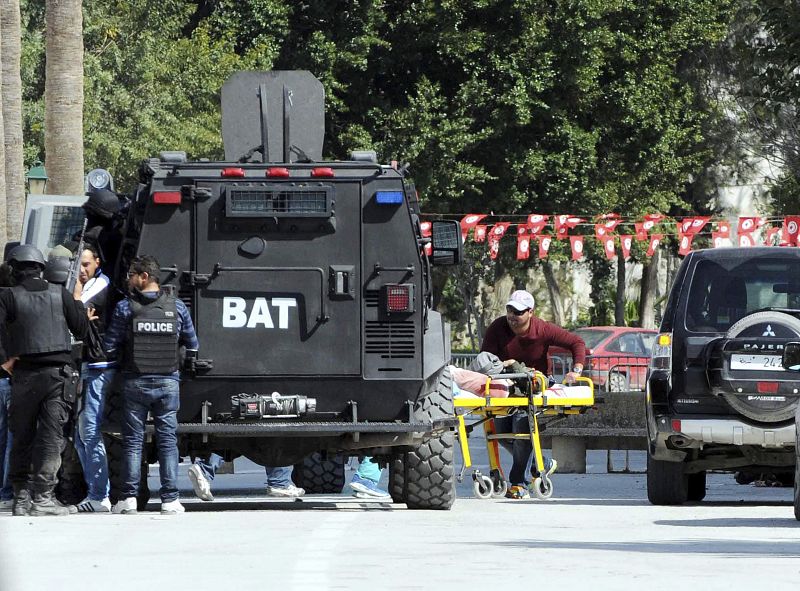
top-left (685, 257), bottom-right (800, 332)
top-left (48, 206), bottom-right (85, 250)
top-left (225, 185), bottom-right (333, 218)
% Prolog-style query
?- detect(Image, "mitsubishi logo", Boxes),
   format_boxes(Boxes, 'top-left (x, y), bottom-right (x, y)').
top-left (762, 325), bottom-right (776, 337)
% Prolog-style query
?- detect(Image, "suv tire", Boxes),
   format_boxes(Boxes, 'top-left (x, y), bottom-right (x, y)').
top-left (390, 367), bottom-right (455, 510)
top-left (647, 454), bottom-right (689, 505)
top-left (720, 311), bottom-right (800, 422)
top-left (687, 471), bottom-right (707, 502)
top-left (292, 452), bottom-right (345, 494)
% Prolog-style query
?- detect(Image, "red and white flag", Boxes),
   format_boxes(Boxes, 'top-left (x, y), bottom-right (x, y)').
top-left (678, 232), bottom-right (694, 256)
top-left (570, 236), bottom-right (584, 260)
top-left (620, 235), bottom-right (633, 260)
top-left (516, 226), bottom-right (530, 260)
top-left (783, 216), bottom-right (800, 246)
top-left (680, 216), bottom-right (710, 235)
top-left (763, 226), bottom-right (782, 246)
top-left (555, 215), bottom-right (584, 239)
top-left (737, 217), bottom-right (765, 234)
top-left (646, 234), bottom-right (663, 257)
top-left (634, 222), bottom-right (648, 241)
top-left (420, 221), bottom-right (432, 256)
top-left (474, 225), bottom-right (487, 242)
top-left (738, 232), bottom-right (755, 247)
top-left (526, 214), bottom-right (549, 235)
top-left (459, 214), bottom-right (487, 242)
top-left (602, 236), bottom-right (616, 260)
top-left (711, 232), bottom-right (729, 248)
top-left (538, 235), bottom-right (552, 259)
top-left (487, 222), bottom-right (510, 260)
top-left (716, 220), bottom-right (731, 238)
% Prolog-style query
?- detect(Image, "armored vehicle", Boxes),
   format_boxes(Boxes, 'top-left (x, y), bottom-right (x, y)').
top-left (646, 247), bottom-right (800, 505)
top-left (105, 71), bottom-right (461, 509)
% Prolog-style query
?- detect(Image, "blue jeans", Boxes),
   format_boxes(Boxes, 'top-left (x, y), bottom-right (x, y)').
top-left (193, 456), bottom-right (292, 487)
top-left (75, 368), bottom-right (114, 500)
top-left (0, 378), bottom-right (12, 500)
top-left (121, 377), bottom-right (180, 503)
top-left (494, 413), bottom-right (533, 486)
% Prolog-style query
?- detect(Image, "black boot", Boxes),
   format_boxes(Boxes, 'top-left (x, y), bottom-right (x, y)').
top-left (12, 486), bottom-right (31, 517)
top-left (30, 491), bottom-right (71, 517)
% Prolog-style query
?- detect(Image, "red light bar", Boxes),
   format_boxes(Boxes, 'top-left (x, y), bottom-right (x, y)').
top-left (152, 191), bottom-right (182, 205)
top-left (671, 419), bottom-right (682, 432)
top-left (311, 167), bottom-right (335, 178)
top-left (756, 382), bottom-right (779, 393)
top-left (221, 167), bottom-right (245, 178)
top-left (267, 167), bottom-right (290, 178)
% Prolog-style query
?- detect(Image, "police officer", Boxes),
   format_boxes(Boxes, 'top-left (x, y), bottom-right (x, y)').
top-left (105, 255), bottom-right (198, 515)
top-left (0, 245), bottom-right (88, 516)
top-left (78, 188), bottom-right (125, 271)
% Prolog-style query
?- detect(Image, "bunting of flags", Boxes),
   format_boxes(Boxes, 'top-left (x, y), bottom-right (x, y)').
top-left (446, 213), bottom-right (800, 261)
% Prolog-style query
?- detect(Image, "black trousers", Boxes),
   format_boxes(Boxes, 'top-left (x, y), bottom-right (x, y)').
top-left (8, 366), bottom-right (71, 495)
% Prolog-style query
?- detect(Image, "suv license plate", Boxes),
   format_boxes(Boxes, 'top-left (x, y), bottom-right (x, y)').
top-left (730, 354), bottom-right (784, 371)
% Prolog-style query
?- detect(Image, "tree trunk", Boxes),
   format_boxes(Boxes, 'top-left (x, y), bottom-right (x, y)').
top-left (639, 248), bottom-right (660, 329)
top-left (614, 251), bottom-right (626, 326)
top-left (45, 0), bottom-right (84, 196)
top-left (541, 260), bottom-right (565, 326)
top-left (0, 22), bottom-right (7, 248)
top-left (1, 0), bottom-right (24, 241)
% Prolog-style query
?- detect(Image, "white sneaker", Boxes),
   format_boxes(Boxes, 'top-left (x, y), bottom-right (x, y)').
top-left (77, 497), bottom-right (112, 513)
top-left (112, 497), bottom-right (137, 515)
top-left (0, 499), bottom-right (13, 511)
top-left (265, 484), bottom-right (305, 498)
top-left (161, 499), bottom-right (185, 515)
top-left (188, 465), bottom-right (214, 502)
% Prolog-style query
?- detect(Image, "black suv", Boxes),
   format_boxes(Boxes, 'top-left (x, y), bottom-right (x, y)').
top-left (646, 247), bottom-right (800, 505)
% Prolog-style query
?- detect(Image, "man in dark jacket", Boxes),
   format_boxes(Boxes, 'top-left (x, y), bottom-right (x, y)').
top-left (481, 289), bottom-right (586, 499)
top-left (0, 245), bottom-right (88, 516)
top-left (72, 245), bottom-right (115, 512)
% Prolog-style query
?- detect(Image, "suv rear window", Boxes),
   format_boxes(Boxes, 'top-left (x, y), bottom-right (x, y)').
top-left (685, 257), bottom-right (800, 332)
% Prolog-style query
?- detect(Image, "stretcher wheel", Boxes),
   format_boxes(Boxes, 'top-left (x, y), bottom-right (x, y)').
top-left (473, 475), bottom-right (494, 499)
top-left (491, 477), bottom-right (508, 498)
top-left (532, 476), bottom-right (554, 500)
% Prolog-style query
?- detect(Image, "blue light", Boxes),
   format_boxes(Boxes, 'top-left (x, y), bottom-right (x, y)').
top-left (375, 190), bottom-right (404, 205)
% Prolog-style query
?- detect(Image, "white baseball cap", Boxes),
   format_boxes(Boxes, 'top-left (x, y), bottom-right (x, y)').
top-left (506, 290), bottom-right (535, 311)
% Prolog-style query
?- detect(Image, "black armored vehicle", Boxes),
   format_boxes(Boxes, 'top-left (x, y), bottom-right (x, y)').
top-left (646, 247), bottom-right (800, 505)
top-left (102, 71), bottom-right (461, 509)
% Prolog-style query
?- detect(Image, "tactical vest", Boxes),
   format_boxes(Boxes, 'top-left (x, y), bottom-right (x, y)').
top-left (8, 284), bottom-right (72, 356)
top-left (123, 292), bottom-right (179, 374)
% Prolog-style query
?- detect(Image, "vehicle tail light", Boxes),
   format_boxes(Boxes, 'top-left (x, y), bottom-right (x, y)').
top-left (311, 167), bottom-right (334, 178)
top-left (152, 191), bottom-right (182, 205)
top-left (671, 419), bottom-right (682, 432)
top-left (381, 284), bottom-right (415, 314)
top-left (267, 167), bottom-right (290, 178)
top-left (650, 332), bottom-right (672, 371)
top-left (757, 382), bottom-right (779, 393)
top-left (221, 167), bottom-right (246, 178)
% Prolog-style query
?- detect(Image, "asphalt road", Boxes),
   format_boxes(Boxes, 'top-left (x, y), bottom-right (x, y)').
top-left (1, 445), bottom-right (798, 591)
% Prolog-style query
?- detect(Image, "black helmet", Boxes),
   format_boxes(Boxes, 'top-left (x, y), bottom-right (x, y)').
top-left (7, 244), bottom-right (46, 268)
top-left (44, 256), bottom-right (71, 285)
top-left (83, 188), bottom-right (121, 220)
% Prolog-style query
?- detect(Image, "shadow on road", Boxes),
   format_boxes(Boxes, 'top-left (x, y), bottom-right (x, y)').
top-left (655, 517), bottom-right (799, 528)
top-left (141, 498), bottom-right (397, 512)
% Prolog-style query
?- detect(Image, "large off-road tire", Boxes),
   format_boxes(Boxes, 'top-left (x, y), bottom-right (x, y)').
top-left (720, 311), bottom-right (800, 422)
top-left (292, 452), bottom-right (345, 494)
top-left (392, 367), bottom-right (456, 510)
top-left (687, 471), bottom-right (707, 502)
top-left (795, 411), bottom-right (800, 521)
top-left (55, 437), bottom-right (88, 506)
top-left (647, 454), bottom-right (689, 505)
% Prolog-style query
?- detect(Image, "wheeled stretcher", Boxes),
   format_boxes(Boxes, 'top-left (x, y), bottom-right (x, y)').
top-left (453, 370), bottom-right (595, 500)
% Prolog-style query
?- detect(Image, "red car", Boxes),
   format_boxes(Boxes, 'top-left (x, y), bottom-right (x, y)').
top-left (549, 327), bottom-right (657, 391)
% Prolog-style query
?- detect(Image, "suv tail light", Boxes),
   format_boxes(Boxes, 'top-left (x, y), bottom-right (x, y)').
top-left (381, 284), bottom-right (415, 314)
top-left (650, 332), bottom-right (672, 371)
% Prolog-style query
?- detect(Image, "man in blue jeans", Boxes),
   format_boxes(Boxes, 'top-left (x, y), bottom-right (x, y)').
top-left (104, 255), bottom-right (198, 515)
top-left (189, 456), bottom-right (304, 501)
top-left (72, 246), bottom-right (115, 513)
top-left (0, 374), bottom-right (12, 510)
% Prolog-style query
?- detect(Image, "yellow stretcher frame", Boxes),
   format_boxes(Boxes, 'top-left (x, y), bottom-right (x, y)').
top-left (453, 370), bottom-right (595, 500)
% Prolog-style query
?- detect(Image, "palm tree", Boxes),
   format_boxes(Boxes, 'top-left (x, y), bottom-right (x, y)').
top-left (0, 23), bottom-right (7, 248)
top-left (45, 0), bottom-right (84, 196)
top-left (1, 0), bottom-right (24, 242)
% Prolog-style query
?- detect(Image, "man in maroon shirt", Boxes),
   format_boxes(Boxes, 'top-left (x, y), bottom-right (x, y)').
top-left (480, 290), bottom-right (586, 498)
